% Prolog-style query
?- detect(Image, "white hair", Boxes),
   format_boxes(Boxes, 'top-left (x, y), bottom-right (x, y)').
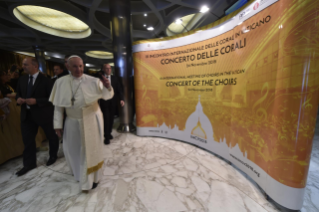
top-left (67, 55), bottom-right (83, 65)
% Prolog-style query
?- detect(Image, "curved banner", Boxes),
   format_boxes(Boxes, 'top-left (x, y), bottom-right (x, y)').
top-left (132, 0), bottom-right (319, 210)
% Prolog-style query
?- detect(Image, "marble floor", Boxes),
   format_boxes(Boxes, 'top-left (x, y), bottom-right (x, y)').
top-left (0, 128), bottom-right (318, 212)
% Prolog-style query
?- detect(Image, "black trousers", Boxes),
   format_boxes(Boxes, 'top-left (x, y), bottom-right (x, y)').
top-left (21, 110), bottom-right (59, 167)
top-left (100, 100), bottom-right (115, 140)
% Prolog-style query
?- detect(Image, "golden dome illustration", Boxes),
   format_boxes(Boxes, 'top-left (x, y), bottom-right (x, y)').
top-left (191, 117), bottom-right (207, 139)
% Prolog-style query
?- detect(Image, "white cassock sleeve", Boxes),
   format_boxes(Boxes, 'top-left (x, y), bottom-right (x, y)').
top-left (54, 106), bottom-right (65, 129)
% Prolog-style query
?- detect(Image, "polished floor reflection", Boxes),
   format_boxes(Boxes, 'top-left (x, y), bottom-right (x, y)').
top-left (0, 128), bottom-right (318, 212)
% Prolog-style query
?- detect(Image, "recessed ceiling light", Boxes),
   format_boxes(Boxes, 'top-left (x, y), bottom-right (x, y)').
top-left (147, 26), bottom-right (154, 31)
top-left (85, 51), bottom-right (113, 59)
top-left (144, 13), bottom-right (147, 17)
top-left (13, 5), bottom-right (91, 39)
top-left (200, 6), bottom-right (210, 13)
top-left (143, 24), bottom-right (146, 27)
top-left (175, 19), bottom-right (183, 25)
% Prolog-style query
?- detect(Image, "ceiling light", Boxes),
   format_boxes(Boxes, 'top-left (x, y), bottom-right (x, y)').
top-left (167, 14), bottom-right (196, 35)
top-left (147, 26), bottom-right (154, 31)
top-left (85, 63), bottom-right (95, 67)
top-left (200, 6), bottom-right (210, 13)
top-left (143, 24), bottom-right (146, 27)
top-left (44, 51), bottom-right (64, 59)
top-left (144, 13), bottom-right (147, 17)
top-left (13, 6), bottom-right (91, 39)
top-left (88, 68), bottom-right (99, 72)
top-left (15, 51), bottom-right (50, 59)
top-left (85, 51), bottom-right (113, 59)
top-left (175, 19), bottom-right (183, 25)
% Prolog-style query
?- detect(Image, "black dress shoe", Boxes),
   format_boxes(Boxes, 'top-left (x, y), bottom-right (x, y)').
top-left (109, 134), bottom-right (113, 140)
top-left (104, 139), bottom-right (110, 145)
top-left (16, 165), bottom-right (37, 177)
top-left (92, 182), bottom-right (98, 189)
top-left (46, 157), bottom-right (57, 166)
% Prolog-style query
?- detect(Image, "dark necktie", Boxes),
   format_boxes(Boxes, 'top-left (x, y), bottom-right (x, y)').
top-left (26, 75), bottom-right (33, 98)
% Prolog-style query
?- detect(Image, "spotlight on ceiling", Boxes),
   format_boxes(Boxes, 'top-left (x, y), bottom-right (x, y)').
top-left (143, 24), bottom-right (146, 27)
top-left (144, 13), bottom-right (147, 17)
top-left (147, 26), bottom-right (154, 31)
top-left (175, 19), bottom-right (183, 25)
top-left (200, 6), bottom-right (210, 13)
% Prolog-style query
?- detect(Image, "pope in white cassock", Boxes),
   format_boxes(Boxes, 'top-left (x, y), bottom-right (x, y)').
top-left (49, 55), bottom-right (114, 190)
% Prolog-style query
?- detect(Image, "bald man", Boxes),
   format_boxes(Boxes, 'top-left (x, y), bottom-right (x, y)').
top-left (49, 55), bottom-right (114, 191)
top-left (97, 63), bottom-right (124, 144)
top-left (15, 57), bottom-right (59, 176)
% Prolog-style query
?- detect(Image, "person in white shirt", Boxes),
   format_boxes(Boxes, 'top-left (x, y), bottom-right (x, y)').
top-left (50, 55), bottom-right (114, 190)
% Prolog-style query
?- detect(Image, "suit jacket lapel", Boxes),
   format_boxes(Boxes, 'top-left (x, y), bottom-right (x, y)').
top-left (31, 73), bottom-right (42, 96)
top-left (111, 76), bottom-right (115, 88)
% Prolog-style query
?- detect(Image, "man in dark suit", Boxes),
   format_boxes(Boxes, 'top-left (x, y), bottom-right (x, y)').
top-left (63, 54), bottom-right (71, 74)
top-left (97, 63), bottom-right (124, 145)
top-left (52, 64), bottom-right (68, 84)
top-left (15, 57), bottom-right (59, 176)
top-left (51, 63), bottom-right (68, 144)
